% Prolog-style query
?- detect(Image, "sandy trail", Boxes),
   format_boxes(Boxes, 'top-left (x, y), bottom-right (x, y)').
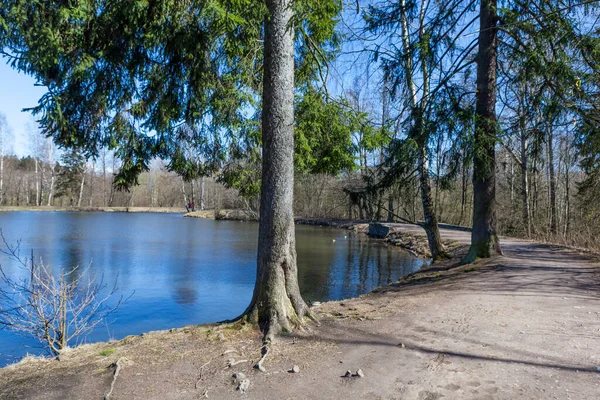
top-left (1, 225), bottom-right (599, 399)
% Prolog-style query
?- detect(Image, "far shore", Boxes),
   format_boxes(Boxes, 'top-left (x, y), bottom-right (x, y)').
top-left (0, 206), bottom-right (187, 213)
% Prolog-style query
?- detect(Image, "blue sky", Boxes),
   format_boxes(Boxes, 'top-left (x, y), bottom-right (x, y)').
top-left (0, 62), bottom-right (46, 156)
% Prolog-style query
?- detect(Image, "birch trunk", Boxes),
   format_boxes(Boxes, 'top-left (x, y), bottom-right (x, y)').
top-left (35, 157), bottom-right (40, 206)
top-left (200, 177), bottom-right (205, 210)
top-left (77, 175), bottom-right (85, 207)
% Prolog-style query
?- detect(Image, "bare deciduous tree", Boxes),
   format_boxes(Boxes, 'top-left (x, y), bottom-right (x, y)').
top-left (0, 234), bottom-right (129, 356)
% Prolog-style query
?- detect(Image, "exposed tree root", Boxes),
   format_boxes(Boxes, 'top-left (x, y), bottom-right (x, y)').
top-left (254, 342), bottom-right (271, 373)
top-left (195, 360), bottom-right (212, 389)
top-left (104, 358), bottom-right (124, 400)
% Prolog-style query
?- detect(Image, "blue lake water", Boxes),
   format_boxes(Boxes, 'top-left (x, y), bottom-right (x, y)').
top-left (0, 212), bottom-right (424, 366)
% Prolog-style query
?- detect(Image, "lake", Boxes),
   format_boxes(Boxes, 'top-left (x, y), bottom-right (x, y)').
top-left (0, 212), bottom-right (424, 366)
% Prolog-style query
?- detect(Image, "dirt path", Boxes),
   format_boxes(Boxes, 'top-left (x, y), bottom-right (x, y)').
top-left (1, 226), bottom-right (599, 399)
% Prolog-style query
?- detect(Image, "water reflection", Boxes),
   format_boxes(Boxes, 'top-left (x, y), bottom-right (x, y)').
top-left (0, 212), bottom-right (423, 366)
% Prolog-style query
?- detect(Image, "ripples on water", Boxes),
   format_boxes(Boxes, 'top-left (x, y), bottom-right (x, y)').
top-left (0, 212), bottom-right (424, 366)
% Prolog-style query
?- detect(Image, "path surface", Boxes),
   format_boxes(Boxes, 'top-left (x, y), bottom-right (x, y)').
top-left (1, 225), bottom-right (599, 399)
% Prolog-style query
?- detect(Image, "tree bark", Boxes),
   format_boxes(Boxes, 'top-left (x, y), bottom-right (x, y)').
top-left (200, 176), bottom-right (205, 210)
top-left (548, 127), bottom-right (557, 235)
top-left (398, 0), bottom-right (447, 260)
top-left (47, 172), bottom-right (55, 206)
top-left (77, 175), bottom-right (85, 207)
top-left (243, 0), bottom-right (310, 339)
top-left (418, 141), bottom-right (447, 260)
top-left (34, 157), bottom-right (40, 206)
top-left (520, 121), bottom-right (531, 237)
top-left (465, 0), bottom-right (502, 261)
top-left (88, 162), bottom-right (95, 207)
top-left (563, 137), bottom-right (571, 237)
top-left (459, 155), bottom-right (468, 225)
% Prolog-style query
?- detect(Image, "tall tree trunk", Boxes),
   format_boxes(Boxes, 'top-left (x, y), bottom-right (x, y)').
top-left (548, 127), bottom-right (557, 235)
top-left (243, 0), bottom-right (310, 339)
top-left (191, 179), bottom-right (195, 205)
top-left (399, 0), bottom-right (447, 260)
top-left (48, 165), bottom-right (56, 207)
top-left (25, 177), bottom-right (30, 205)
top-left (418, 139), bottom-right (447, 260)
top-left (532, 158), bottom-right (538, 224)
top-left (89, 162), bottom-right (95, 207)
top-left (465, 0), bottom-right (502, 261)
top-left (77, 175), bottom-right (85, 207)
top-left (564, 137), bottom-right (571, 237)
top-left (387, 188), bottom-right (394, 222)
top-left (34, 157), bottom-right (40, 206)
top-left (180, 177), bottom-right (188, 207)
top-left (40, 163), bottom-right (45, 206)
top-left (102, 151), bottom-right (107, 207)
top-left (459, 156), bottom-right (468, 225)
top-left (200, 176), bottom-right (205, 210)
top-left (520, 122), bottom-right (531, 237)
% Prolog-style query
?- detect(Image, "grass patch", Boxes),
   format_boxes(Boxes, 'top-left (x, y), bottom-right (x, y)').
top-left (99, 348), bottom-right (116, 357)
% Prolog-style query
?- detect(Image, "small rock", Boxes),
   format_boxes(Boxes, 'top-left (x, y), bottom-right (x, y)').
top-left (232, 372), bottom-right (246, 381)
top-left (216, 333), bottom-right (225, 341)
top-left (343, 370), bottom-right (353, 377)
top-left (289, 365), bottom-right (300, 373)
top-left (355, 369), bottom-right (365, 378)
top-left (237, 379), bottom-right (250, 394)
top-left (596, 366), bottom-right (600, 372)
top-left (398, 343), bottom-right (406, 348)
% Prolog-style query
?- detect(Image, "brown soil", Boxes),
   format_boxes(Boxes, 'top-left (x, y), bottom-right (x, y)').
top-left (1, 225), bottom-right (599, 399)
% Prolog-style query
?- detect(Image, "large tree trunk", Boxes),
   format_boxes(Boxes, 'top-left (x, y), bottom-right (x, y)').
top-left (465, 0), bottom-right (502, 261)
top-left (243, 0), bottom-right (310, 340)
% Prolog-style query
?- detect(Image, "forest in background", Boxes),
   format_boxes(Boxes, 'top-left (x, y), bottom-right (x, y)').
top-left (0, 0), bottom-right (599, 254)
top-left (0, 105), bottom-right (593, 251)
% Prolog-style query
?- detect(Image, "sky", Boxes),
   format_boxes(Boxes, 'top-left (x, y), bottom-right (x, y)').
top-left (0, 61), bottom-right (46, 157)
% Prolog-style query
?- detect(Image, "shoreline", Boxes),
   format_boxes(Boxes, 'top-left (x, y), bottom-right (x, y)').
top-left (0, 206), bottom-right (186, 213)
top-left (1, 225), bottom-right (599, 398)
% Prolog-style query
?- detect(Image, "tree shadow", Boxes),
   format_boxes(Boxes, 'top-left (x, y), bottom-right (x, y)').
top-left (301, 322), bottom-right (600, 375)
